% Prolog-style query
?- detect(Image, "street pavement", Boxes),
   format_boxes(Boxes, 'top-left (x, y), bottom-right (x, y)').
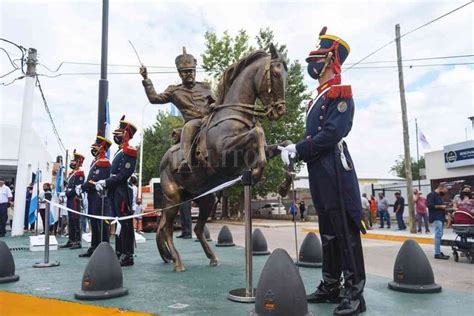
top-left (207, 219), bottom-right (474, 293)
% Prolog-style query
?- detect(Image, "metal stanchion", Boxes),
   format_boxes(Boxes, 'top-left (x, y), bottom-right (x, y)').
top-left (227, 170), bottom-right (255, 303)
top-left (291, 172), bottom-right (299, 268)
top-left (33, 202), bottom-right (60, 268)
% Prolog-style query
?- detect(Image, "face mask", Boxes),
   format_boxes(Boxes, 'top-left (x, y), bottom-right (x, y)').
top-left (439, 191), bottom-right (446, 196)
top-left (69, 162), bottom-right (76, 169)
top-left (461, 192), bottom-right (472, 199)
top-left (307, 61), bottom-right (325, 80)
top-left (91, 147), bottom-right (99, 157)
top-left (113, 135), bottom-right (123, 145)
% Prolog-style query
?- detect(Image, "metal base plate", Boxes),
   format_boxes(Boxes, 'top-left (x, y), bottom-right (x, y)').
top-left (75, 287), bottom-right (129, 300)
top-left (252, 251), bottom-right (270, 256)
top-left (32, 261), bottom-right (60, 268)
top-left (388, 281), bottom-right (442, 293)
top-left (216, 243), bottom-right (235, 247)
top-left (227, 288), bottom-right (256, 303)
top-left (0, 274), bottom-right (20, 284)
top-left (295, 261), bottom-right (323, 268)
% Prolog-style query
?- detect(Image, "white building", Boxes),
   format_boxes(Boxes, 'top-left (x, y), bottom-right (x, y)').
top-left (0, 124), bottom-right (54, 185)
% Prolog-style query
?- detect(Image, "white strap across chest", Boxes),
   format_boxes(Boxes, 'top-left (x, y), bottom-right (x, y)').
top-left (306, 87), bottom-right (331, 121)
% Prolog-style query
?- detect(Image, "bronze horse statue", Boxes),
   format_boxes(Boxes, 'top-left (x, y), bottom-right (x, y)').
top-left (157, 45), bottom-right (289, 271)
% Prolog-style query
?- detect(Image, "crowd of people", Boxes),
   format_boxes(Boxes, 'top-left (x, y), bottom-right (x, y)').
top-left (359, 184), bottom-right (473, 259)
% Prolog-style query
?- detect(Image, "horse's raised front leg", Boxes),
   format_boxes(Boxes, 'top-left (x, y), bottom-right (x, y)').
top-left (195, 195), bottom-right (219, 267)
top-left (223, 124), bottom-right (267, 182)
top-left (265, 140), bottom-right (293, 160)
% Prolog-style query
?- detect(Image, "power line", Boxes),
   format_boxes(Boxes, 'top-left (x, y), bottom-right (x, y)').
top-left (345, 54), bottom-right (474, 65)
top-left (348, 62), bottom-right (474, 69)
top-left (400, 1), bottom-right (473, 38)
top-left (344, 1), bottom-right (473, 72)
top-left (0, 75), bottom-right (24, 86)
top-left (37, 69), bottom-right (206, 78)
top-left (37, 61), bottom-right (205, 73)
top-left (35, 76), bottom-right (66, 153)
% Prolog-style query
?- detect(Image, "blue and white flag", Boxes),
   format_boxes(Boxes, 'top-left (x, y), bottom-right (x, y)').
top-left (55, 166), bottom-right (64, 194)
top-left (28, 171), bottom-right (41, 225)
top-left (418, 129), bottom-right (431, 150)
top-left (105, 100), bottom-right (111, 159)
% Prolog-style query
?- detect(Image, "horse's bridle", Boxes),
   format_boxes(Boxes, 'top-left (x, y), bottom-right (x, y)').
top-left (258, 56), bottom-right (286, 114)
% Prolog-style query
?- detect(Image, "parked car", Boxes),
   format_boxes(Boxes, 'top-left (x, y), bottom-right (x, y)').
top-left (191, 202), bottom-right (199, 221)
top-left (256, 203), bottom-right (286, 216)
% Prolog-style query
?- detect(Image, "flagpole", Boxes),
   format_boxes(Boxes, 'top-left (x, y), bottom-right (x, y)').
top-left (415, 118), bottom-right (421, 190)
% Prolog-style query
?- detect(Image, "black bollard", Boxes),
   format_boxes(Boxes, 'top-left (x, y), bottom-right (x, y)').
top-left (250, 248), bottom-right (313, 316)
top-left (75, 242), bottom-right (128, 300)
top-left (388, 239), bottom-right (442, 293)
top-left (296, 232), bottom-right (323, 268)
top-left (0, 241), bottom-right (19, 283)
top-left (252, 228), bottom-right (270, 256)
top-left (216, 225), bottom-right (235, 247)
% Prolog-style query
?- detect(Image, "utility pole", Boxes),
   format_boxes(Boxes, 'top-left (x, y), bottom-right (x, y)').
top-left (12, 48), bottom-right (37, 236)
top-left (395, 24), bottom-right (415, 233)
top-left (97, 0), bottom-right (109, 136)
top-left (415, 118), bottom-right (421, 191)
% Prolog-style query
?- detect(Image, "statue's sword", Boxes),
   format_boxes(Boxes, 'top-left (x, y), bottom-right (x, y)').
top-left (128, 40), bottom-right (144, 66)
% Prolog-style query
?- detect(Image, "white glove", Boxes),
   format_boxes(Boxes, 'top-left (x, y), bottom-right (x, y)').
top-left (280, 144), bottom-right (297, 166)
top-left (95, 179), bottom-right (106, 192)
top-left (75, 185), bottom-right (82, 196)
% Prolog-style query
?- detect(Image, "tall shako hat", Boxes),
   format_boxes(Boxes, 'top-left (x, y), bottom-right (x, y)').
top-left (175, 47), bottom-right (197, 70)
top-left (73, 149), bottom-right (85, 165)
top-left (306, 27), bottom-right (350, 65)
top-left (92, 135), bottom-right (112, 151)
top-left (116, 115), bottom-right (137, 139)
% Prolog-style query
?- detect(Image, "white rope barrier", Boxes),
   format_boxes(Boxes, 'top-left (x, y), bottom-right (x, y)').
top-left (44, 176), bottom-right (242, 235)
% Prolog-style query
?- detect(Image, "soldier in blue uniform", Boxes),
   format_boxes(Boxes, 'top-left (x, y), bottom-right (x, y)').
top-left (77, 135), bottom-right (112, 258)
top-left (96, 116), bottom-right (137, 266)
top-left (281, 27), bottom-right (366, 315)
top-left (60, 150), bottom-right (85, 250)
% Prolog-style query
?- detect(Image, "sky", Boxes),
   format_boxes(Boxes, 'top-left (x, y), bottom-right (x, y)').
top-left (1, 0), bottom-right (473, 179)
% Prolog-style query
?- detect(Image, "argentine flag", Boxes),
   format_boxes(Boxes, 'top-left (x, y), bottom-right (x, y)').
top-left (105, 100), bottom-right (111, 159)
top-left (28, 171), bottom-right (41, 225)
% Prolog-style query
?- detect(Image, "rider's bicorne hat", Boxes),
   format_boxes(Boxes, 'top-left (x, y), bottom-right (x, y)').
top-left (306, 27), bottom-right (350, 66)
top-left (175, 47), bottom-right (197, 70)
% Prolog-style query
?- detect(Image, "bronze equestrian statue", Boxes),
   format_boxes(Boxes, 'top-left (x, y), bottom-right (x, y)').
top-left (142, 45), bottom-right (289, 272)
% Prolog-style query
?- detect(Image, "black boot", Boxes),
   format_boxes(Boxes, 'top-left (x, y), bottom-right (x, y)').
top-left (307, 281), bottom-right (341, 303)
top-left (69, 242), bottom-right (82, 250)
top-left (120, 254), bottom-right (133, 267)
top-left (333, 294), bottom-right (366, 315)
top-left (120, 254), bottom-right (134, 267)
top-left (78, 248), bottom-right (94, 258)
top-left (59, 241), bottom-right (73, 249)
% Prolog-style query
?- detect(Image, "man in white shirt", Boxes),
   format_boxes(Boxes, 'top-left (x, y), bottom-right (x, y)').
top-left (0, 179), bottom-right (13, 237)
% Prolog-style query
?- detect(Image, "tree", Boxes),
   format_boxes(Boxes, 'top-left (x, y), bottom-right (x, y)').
top-left (390, 156), bottom-right (425, 180)
top-left (202, 28), bottom-right (309, 217)
top-left (138, 112), bottom-right (184, 185)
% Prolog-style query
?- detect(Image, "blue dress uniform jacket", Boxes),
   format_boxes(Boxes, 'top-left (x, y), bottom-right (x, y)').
top-left (106, 147), bottom-right (137, 217)
top-left (65, 170), bottom-right (85, 211)
top-left (81, 158), bottom-right (111, 216)
top-left (295, 85), bottom-right (363, 227)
